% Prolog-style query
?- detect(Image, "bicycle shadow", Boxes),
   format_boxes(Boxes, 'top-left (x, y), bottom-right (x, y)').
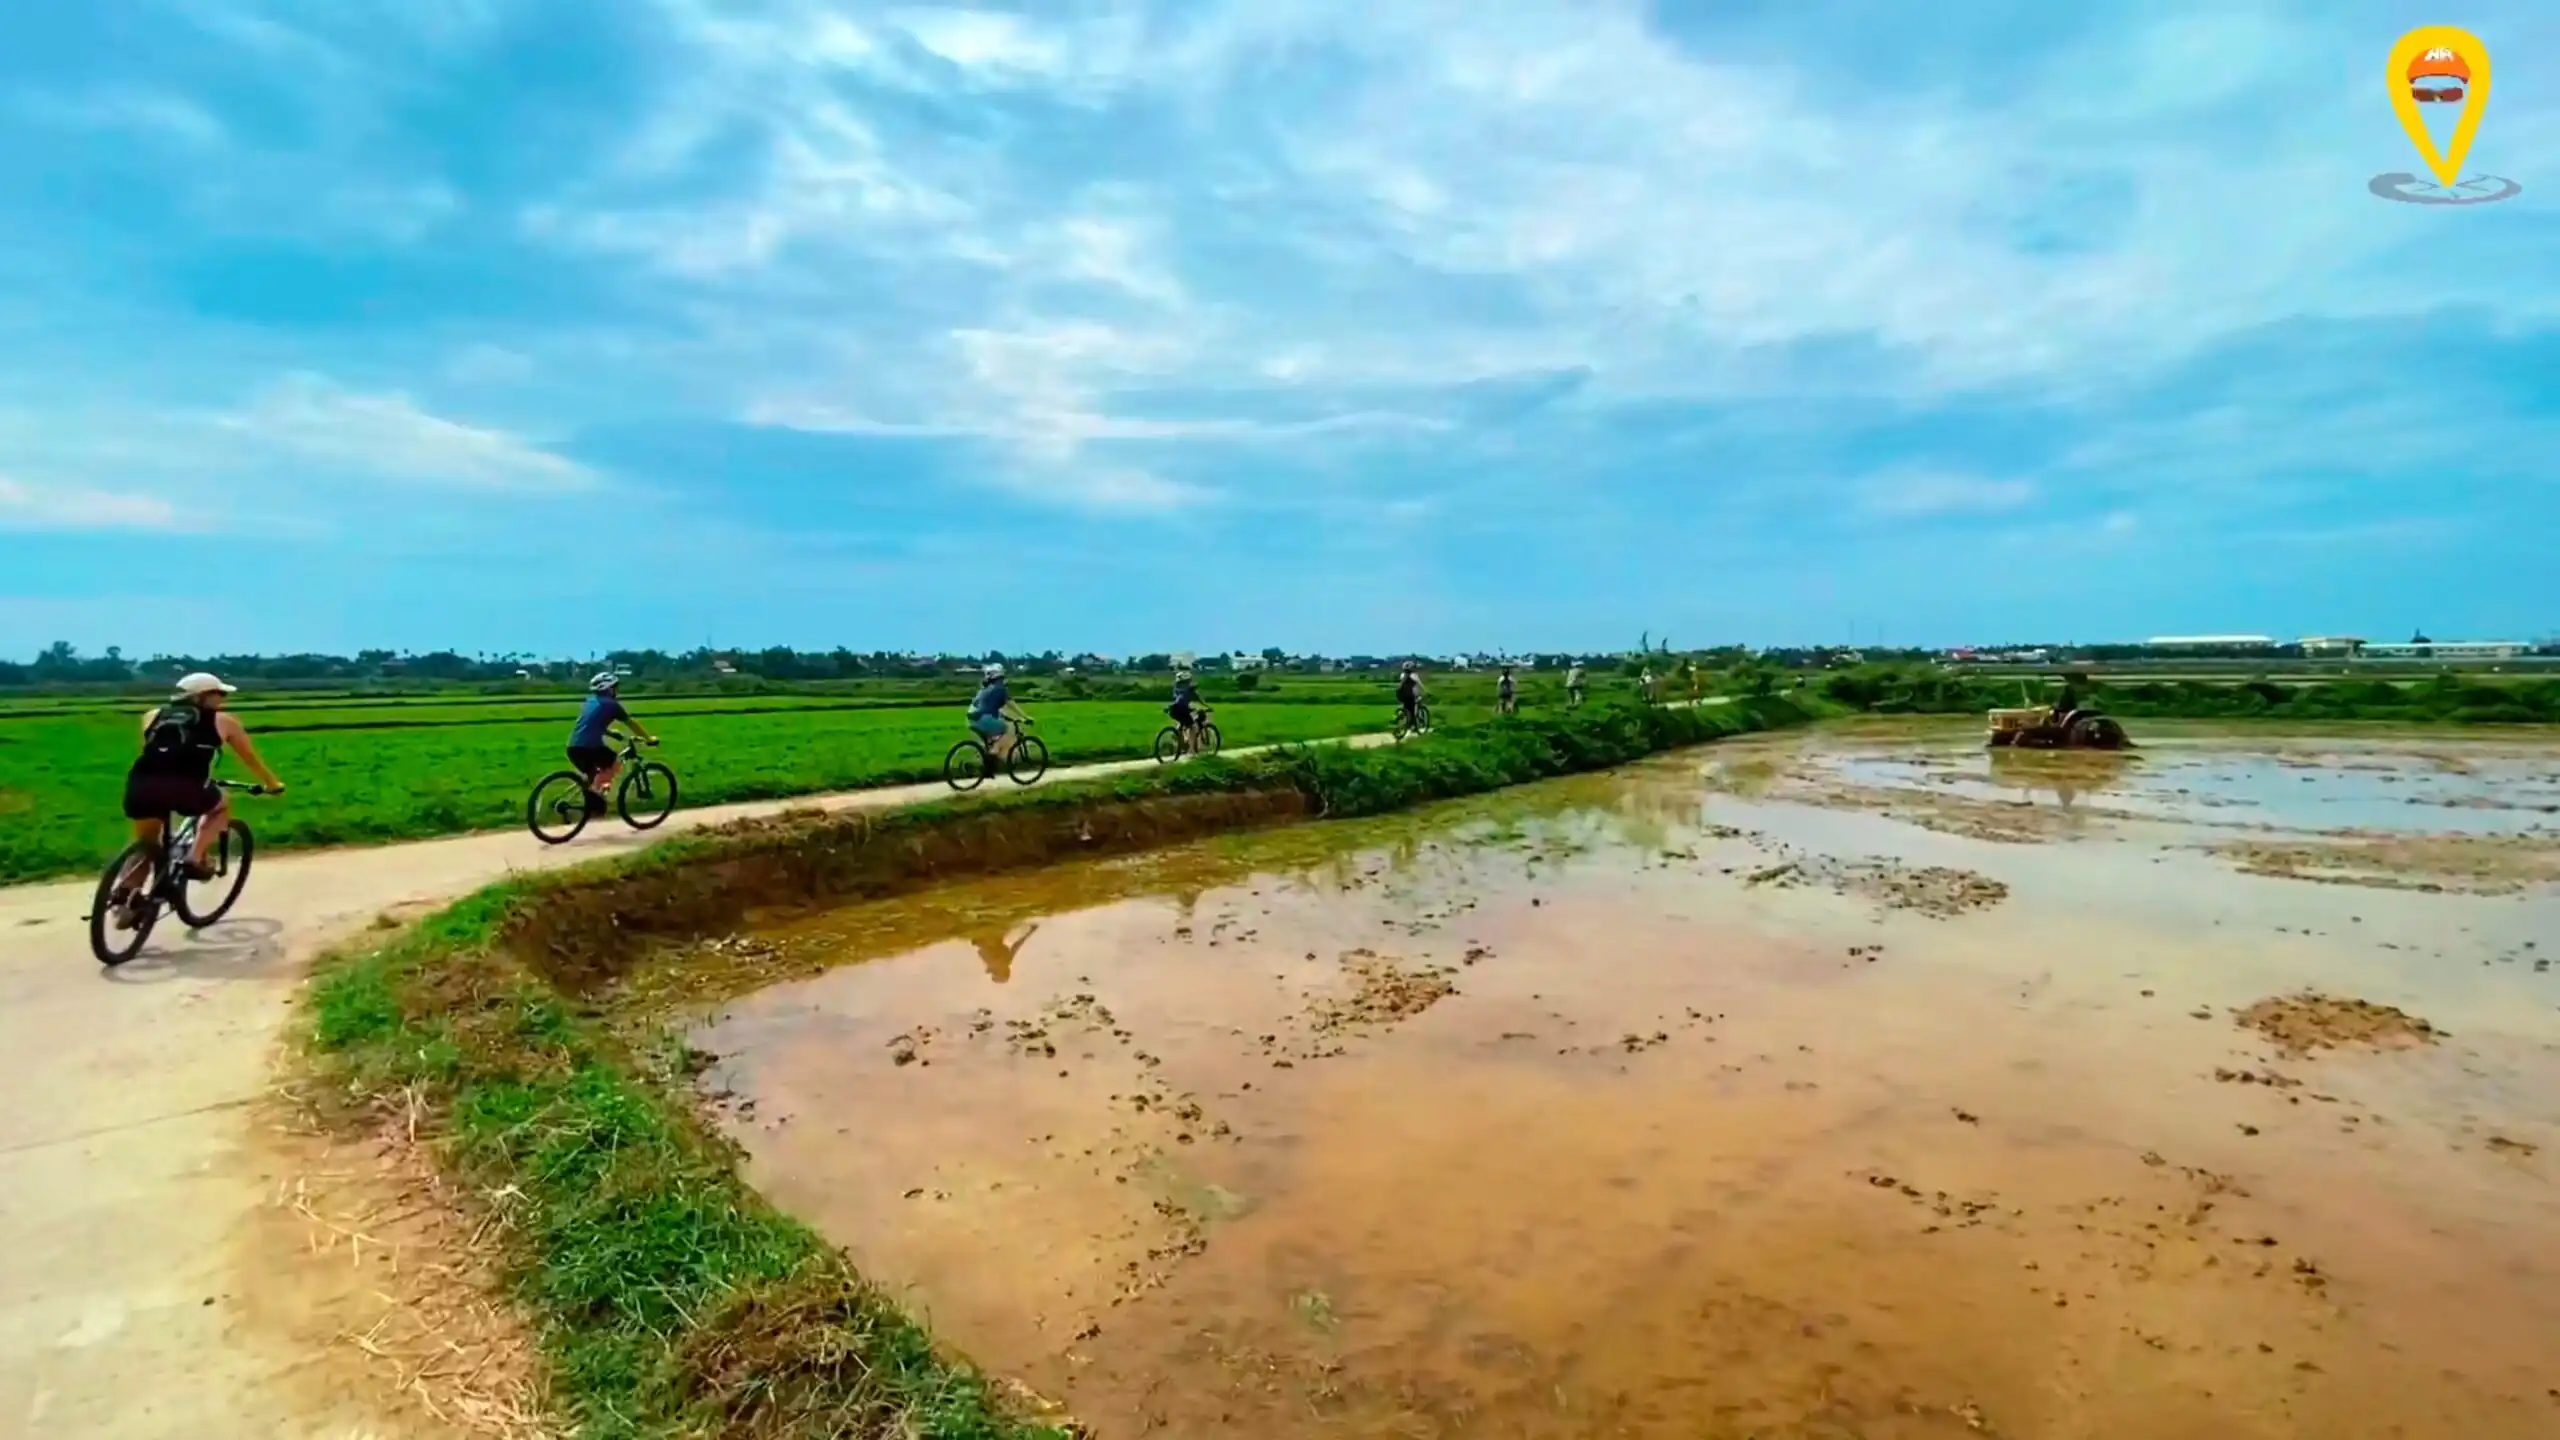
top-left (100, 915), bottom-right (290, 985)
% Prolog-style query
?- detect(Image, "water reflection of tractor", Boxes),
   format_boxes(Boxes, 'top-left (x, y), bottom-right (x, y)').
top-left (1988, 747), bottom-right (2137, 809)
top-left (1985, 676), bottom-right (2133, 751)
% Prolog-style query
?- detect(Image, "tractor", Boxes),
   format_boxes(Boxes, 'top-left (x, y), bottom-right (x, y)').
top-left (1986, 702), bottom-right (2132, 751)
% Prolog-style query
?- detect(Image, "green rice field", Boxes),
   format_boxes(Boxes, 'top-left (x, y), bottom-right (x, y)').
top-left (0, 695), bottom-right (1423, 886)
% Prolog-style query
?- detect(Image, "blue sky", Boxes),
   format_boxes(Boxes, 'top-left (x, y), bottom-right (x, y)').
top-left (1, 0), bottom-right (2554, 659)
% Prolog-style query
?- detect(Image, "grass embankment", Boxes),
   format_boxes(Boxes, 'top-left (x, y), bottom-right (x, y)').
top-left (0, 697), bottom-right (1400, 886)
top-left (302, 697), bottom-right (1803, 1439)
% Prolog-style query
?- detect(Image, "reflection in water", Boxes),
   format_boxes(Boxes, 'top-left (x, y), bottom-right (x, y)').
top-left (699, 724), bottom-right (2560, 1440)
top-left (1986, 747), bottom-right (2139, 809)
top-left (968, 921), bottom-right (1040, 984)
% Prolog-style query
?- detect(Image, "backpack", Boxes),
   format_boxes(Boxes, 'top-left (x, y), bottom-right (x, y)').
top-left (142, 701), bottom-right (211, 759)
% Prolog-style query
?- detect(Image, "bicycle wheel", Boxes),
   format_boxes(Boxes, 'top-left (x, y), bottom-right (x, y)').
top-left (173, 822), bottom-right (254, 928)
top-left (945, 740), bottom-right (990, 791)
top-left (89, 843), bottom-right (161, 967)
top-left (1197, 723), bottom-right (1222, 757)
top-left (619, 762), bottom-right (680, 830)
top-left (1153, 727), bottom-right (1183, 764)
top-left (1007, 734), bottom-right (1050, 785)
top-left (527, 771), bottom-right (595, 844)
top-left (1415, 704), bottom-right (1432, 734)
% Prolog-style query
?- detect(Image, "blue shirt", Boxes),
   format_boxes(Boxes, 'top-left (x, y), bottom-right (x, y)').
top-left (569, 694), bottom-right (629, 748)
top-left (969, 681), bottom-right (1010, 719)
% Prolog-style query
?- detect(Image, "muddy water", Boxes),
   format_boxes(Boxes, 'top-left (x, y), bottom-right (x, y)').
top-left (691, 724), bottom-right (2560, 1438)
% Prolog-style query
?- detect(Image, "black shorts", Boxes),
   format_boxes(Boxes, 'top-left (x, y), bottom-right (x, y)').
top-left (1169, 702), bottom-right (1197, 725)
top-left (567, 744), bottom-right (617, 777)
top-left (123, 773), bottom-right (220, 821)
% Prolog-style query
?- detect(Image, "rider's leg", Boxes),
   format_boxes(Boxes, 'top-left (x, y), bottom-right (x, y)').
top-left (119, 818), bottom-right (164, 894)
top-left (187, 792), bottom-right (231, 871)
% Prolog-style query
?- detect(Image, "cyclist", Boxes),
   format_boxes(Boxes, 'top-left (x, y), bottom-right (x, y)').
top-left (568, 671), bottom-right (659, 810)
top-left (970, 662), bottom-right (1028, 761)
top-left (1565, 660), bottom-right (1586, 708)
top-left (117, 671), bottom-right (286, 893)
top-left (1640, 668), bottom-right (1658, 704)
top-left (1685, 660), bottom-right (1700, 702)
top-left (1396, 660), bottom-right (1426, 731)
top-left (1496, 664), bottom-right (1518, 715)
top-left (1168, 667), bottom-right (1206, 751)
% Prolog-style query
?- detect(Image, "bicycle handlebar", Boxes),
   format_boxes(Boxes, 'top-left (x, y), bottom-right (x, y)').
top-left (214, 780), bottom-right (269, 795)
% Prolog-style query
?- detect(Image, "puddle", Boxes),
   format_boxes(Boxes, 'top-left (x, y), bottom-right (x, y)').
top-left (688, 725), bottom-right (2560, 1438)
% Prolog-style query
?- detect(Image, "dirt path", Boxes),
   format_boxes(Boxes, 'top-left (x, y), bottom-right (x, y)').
top-left (0, 742), bottom-right (1387, 1438)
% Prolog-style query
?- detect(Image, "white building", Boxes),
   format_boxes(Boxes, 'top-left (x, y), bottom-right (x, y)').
top-left (1230, 652), bottom-right (1269, 671)
top-left (2144, 634), bottom-right (2277, 650)
top-left (2359, 640), bottom-right (2526, 660)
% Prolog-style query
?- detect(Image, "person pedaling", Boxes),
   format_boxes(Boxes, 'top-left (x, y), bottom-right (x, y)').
top-left (1168, 667), bottom-right (1203, 735)
top-left (118, 671), bottom-right (286, 889)
top-left (566, 671), bottom-right (658, 810)
top-left (969, 663), bottom-right (1027, 759)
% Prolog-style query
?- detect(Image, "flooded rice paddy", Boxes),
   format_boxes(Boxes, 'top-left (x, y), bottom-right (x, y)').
top-left (685, 721), bottom-right (2560, 1437)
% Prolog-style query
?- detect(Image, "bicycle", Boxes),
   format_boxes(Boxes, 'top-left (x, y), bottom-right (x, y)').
top-left (88, 780), bottom-right (266, 966)
top-left (1391, 702), bottom-right (1433, 742)
top-left (526, 733), bottom-right (677, 845)
top-left (945, 717), bottom-right (1049, 791)
top-left (1153, 705), bottom-right (1221, 763)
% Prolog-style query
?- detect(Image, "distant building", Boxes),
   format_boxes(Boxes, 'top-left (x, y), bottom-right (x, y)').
top-left (2143, 635), bottom-right (2277, 650)
top-left (2299, 636), bottom-right (2365, 656)
top-left (2359, 640), bottom-right (2525, 661)
top-left (1230, 652), bottom-right (1269, 672)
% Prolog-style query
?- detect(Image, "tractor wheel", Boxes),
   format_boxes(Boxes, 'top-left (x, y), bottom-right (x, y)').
top-left (2068, 714), bottom-right (2129, 750)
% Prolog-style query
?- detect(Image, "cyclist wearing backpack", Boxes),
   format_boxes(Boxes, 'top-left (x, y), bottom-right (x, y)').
top-left (121, 672), bottom-right (285, 881)
top-left (1168, 667), bottom-right (1205, 746)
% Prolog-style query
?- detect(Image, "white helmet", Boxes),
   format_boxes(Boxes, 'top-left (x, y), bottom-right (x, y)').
top-left (1176, 667), bottom-right (1193, 680)
top-left (589, 671), bottom-right (620, 692)
top-left (982, 662), bottom-right (1005, 680)
top-left (174, 671), bottom-right (237, 698)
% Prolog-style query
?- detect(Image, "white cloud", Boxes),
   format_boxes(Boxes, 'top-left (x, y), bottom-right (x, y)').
top-left (1861, 472), bottom-right (2036, 517)
top-left (14, 87), bottom-right (227, 149)
top-left (546, 0), bottom-right (2540, 448)
top-left (444, 343), bottom-right (536, 385)
top-left (217, 373), bottom-right (594, 489)
top-left (0, 476), bottom-right (185, 531)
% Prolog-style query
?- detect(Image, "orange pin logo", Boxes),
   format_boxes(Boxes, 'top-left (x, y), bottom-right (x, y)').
top-left (2387, 27), bottom-right (2491, 186)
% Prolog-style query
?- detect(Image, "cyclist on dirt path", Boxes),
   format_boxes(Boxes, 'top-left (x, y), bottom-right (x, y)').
top-left (1565, 661), bottom-right (1586, 708)
top-left (1497, 664), bottom-right (1518, 715)
top-left (116, 672), bottom-right (286, 896)
top-left (1640, 668), bottom-right (1658, 704)
top-left (970, 663), bottom-right (1029, 761)
top-left (568, 672), bottom-right (659, 811)
top-left (1169, 666), bottom-right (1204, 745)
top-left (1685, 660), bottom-right (1700, 702)
top-left (1396, 661), bottom-right (1426, 730)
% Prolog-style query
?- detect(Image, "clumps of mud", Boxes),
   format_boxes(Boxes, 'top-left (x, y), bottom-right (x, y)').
top-left (2236, 992), bottom-right (2443, 1056)
top-left (1249, 949), bottom-right (1462, 1066)
top-left (1309, 951), bottom-right (1459, 1034)
top-left (2217, 834), bottom-right (2560, 896)
top-left (1745, 855), bottom-right (2010, 918)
